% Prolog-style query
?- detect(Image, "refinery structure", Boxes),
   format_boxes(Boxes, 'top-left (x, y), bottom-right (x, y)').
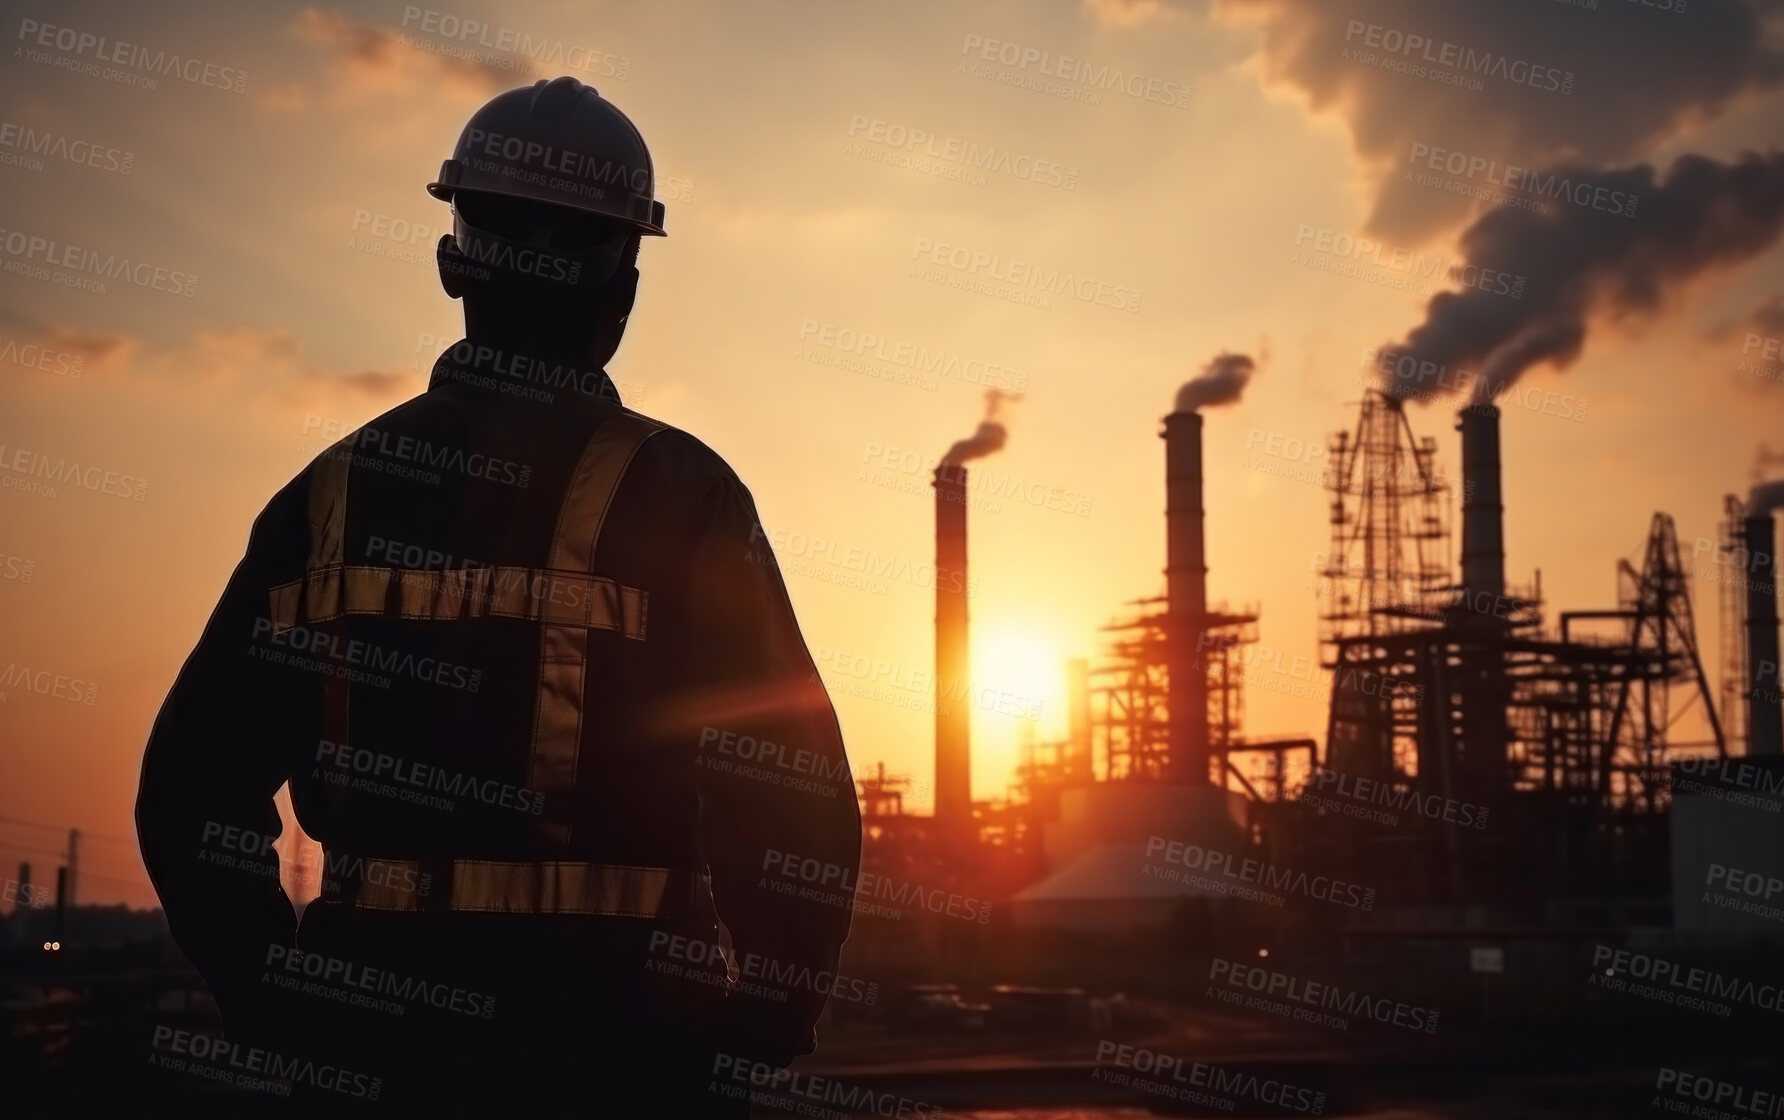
top-left (847, 361), bottom-right (1784, 980)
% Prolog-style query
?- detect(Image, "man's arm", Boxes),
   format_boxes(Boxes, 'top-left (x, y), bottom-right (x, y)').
top-left (678, 471), bottom-right (863, 1060)
top-left (136, 503), bottom-right (300, 1040)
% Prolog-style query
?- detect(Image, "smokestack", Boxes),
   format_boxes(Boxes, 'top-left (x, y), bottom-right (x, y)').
top-left (1745, 500), bottom-right (1783, 757)
top-left (1156, 354), bottom-right (1255, 784)
top-left (1164, 411), bottom-right (1210, 784)
top-left (1458, 404), bottom-right (1506, 602)
top-left (65, 829), bottom-right (77, 909)
top-left (933, 464), bottom-right (972, 834)
top-left (1159, 353), bottom-right (1255, 784)
top-left (16, 861), bottom-right (28, 913)
top-left (930, 391), bottom-right (1016, 838)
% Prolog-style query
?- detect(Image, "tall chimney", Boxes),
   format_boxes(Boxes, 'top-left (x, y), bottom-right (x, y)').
top-left (54, 866), bottom-right (67, 943)
top-left (1164, 411), bottom-right (1210, 784)
top-left (1454, 404), bottom-right (1511, 789)
top-left (1458, 403), bottom-right (1506, 601)
top-left (65, 829), bottom-right (78, 908)
top-left (1744, 513), bottom-right (1783, 756)
top-left (933, 465), bottom-right (972, 834)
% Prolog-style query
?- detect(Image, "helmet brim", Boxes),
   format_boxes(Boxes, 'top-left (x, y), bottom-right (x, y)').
top-left (427, 181), bottom-right (667, 237)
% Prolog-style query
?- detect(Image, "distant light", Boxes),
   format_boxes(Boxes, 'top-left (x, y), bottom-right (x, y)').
top-left (42, 940), bottom-right (60, 951)
top-left (1257, 948), bottom-right (1269, 958)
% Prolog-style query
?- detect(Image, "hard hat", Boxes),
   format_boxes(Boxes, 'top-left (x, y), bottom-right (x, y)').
top-left (428, 76), bottom-right (666, 237)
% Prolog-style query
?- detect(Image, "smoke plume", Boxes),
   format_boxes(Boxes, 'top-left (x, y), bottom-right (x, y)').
top-left (1377, 151), bottom-right (1784, 404)
top-left (1748, 296), bottom-right (1784, 340)
top-left (1216, 0), bottom-right (1783, 240)
top-left (1174, 352), bottom-right (1256, 413)
top-left (941, 389), bottom-right (1019, 466)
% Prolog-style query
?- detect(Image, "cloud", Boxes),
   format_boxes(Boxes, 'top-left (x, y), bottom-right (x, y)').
top-left (289, 7), bottom-right (531, 104)
top-left (1082, 0), bottom-right (1182, 26)
top-left (0, 320), bottom-right (140, 379)
top-left (1217, 0), bottom-right (1784, 240)
top-left (169, 327), bottom-right (411, 411)
top-left (255, 81), bottom-right (309, 115)
top-left (0, 320), bottom-right (411, 416)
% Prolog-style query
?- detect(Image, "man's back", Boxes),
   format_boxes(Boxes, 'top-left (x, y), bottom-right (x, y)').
top-left (274, 367), bottom-right (720, 896)
top-left (139, 352), bottom-right (862, 1115)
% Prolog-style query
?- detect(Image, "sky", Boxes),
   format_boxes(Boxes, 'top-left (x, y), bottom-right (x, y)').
top-left (2, 0), bottom-right (1782, 908)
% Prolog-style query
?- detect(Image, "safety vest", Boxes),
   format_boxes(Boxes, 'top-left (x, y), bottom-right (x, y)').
top-left (267, 410), bottom-right (687, 919)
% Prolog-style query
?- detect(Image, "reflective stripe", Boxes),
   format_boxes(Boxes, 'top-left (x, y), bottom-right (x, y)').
top-left (530, 413), bottom-right (663, 842)
top-left (268, 565), bottom-right (648, 636)
top-left (344, 565), bottom-right (392, 614)
top-left (342, 858), bottom-right (671, 917)
top-left (269, 581), bottom-right (302, 633)
top-left (549, 413), bottom-right (664, 573)
top-left (532, 625), bottom-right (590, 849)
top-left (310, 446), bottom-right (354, 830)
top-left (276, 410), bottom-right (663, 854)
top-left (269, 446), bottom-right (351, 637)
top-left (309, 448), bottom-right (350, 569)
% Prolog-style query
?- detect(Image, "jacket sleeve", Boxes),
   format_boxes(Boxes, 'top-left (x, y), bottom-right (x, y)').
top-left (135, 499), bottom-right (301, 1040)
top-left (678, 471), bottom-right (863, 1058)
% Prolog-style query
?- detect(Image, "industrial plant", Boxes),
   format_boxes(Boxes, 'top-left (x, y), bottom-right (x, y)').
top-left (839, 351), bottom-right (1784, 1024)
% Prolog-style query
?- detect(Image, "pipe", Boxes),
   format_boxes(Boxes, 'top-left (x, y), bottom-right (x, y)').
top-left (1745, 513), bottom-right (1782, 756)
top-left (933, 465), bottom-right (972, 832)
top-left (1164, 411), bottom-right (1210, 784)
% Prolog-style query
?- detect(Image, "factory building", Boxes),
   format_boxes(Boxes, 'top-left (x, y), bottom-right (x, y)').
top-left (853, 370), bottom-right (1782, 951)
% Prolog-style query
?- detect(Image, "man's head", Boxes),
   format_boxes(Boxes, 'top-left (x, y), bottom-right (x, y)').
top-left (428, 77), bottom-right (665, 369)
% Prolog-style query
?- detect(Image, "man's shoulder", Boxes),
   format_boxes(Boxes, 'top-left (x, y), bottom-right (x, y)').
top-left (252, 394), bottom-right (436, 541)
top-left (623, 410), bottom-right (751, 500)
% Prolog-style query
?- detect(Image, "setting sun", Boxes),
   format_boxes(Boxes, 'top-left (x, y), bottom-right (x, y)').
top-left (971, 624), bottom-right (1068, 797)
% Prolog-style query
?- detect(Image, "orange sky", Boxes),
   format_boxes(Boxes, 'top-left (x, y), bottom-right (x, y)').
top-left (2, 0), bottom-right (1782, 907)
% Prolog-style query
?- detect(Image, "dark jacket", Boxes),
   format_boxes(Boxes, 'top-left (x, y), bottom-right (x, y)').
top-left (136, 344), bottom-right (862, 1081)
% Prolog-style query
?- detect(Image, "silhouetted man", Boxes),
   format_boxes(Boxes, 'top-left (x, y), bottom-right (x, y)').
top-left (137, 76), bottom-right (861, 1118)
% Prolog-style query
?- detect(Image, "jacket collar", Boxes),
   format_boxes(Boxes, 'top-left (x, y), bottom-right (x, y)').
top-left (427, 338), bottom-right (622, 408)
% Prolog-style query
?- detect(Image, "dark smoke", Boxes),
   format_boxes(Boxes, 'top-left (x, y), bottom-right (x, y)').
top-left (1174, 352), bottom-right (1256, 413)
top-left (1216, 0), bottom-right (1784, 241)
top-left (1747, 295), bottom-right (1784, 339)
top-left (941, 389), bottom-right (1018, 466)
top-left (1377, 151), bottom-right (1784, 404)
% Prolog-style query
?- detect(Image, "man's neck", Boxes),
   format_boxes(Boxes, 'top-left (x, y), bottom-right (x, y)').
top-left (463, 327), bottom-right (606, 374)
top-left (430, 332), bottom-right (623, 408)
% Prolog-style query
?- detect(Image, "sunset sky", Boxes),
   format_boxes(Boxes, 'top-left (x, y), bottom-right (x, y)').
top-left (3, 0), bottom-right (1782, 907)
